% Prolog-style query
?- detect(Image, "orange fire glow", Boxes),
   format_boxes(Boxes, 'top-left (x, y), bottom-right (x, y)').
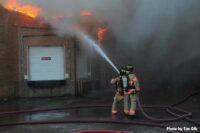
top-left (97, 27), bottom-right (107, 47)
top-left (80, 10), bottom-right (92, 17)
top-left (3, 0), bottom-right (41, 18)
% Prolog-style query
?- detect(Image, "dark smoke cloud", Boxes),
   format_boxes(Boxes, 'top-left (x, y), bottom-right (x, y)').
top-left (107, 0), bottom-right (200, 68)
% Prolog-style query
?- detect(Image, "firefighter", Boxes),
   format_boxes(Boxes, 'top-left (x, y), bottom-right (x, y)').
top-left (111, 67), bottom-right (130, 115)
top-left (125, 64), bottom-right (140, 116)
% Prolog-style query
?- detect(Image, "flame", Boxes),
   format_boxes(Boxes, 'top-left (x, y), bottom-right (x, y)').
top-left (80, 10), bottom-right (92, 17)
top-left (97, 27), bottom-right (107, 47)
top-left (3, 0), bottom-right (41, 18)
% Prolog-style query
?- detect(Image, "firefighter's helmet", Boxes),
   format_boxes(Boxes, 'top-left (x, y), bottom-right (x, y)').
top-left (126, 64), bottom-right (134, 72)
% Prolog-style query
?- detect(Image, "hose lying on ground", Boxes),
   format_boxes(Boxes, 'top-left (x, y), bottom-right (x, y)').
top-left (0, 119), bottom-right (166, 128)
top-left (136, 90), bottom-right (200, 126)
top-left (0, 90), bottom-right (199, 132)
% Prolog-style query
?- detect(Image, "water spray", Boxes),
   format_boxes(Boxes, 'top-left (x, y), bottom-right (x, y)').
top-left (76, 30), bottom-right (120, 74)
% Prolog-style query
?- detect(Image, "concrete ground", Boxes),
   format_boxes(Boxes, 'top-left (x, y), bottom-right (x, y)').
top-left (0, 88), bottom-right (199, 133)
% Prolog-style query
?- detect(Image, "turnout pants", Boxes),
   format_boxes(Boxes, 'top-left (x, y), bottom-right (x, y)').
top-left (129, 93), bottom-right (137, 115)
top-left (111, 93), bottom-right (130, 114)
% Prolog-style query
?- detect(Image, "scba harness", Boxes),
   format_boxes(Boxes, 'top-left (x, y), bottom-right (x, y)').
top-left (115, 74), bottom-right (136, 95)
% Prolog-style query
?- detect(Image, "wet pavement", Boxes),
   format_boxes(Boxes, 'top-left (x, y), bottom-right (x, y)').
top-left (0, 88), bottom-right (199, 133)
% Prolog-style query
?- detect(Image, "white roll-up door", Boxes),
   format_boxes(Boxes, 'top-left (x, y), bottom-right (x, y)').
top-left (29, 46), bottom-right (65, 81)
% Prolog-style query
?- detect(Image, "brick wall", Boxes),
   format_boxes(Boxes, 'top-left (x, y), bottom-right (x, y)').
top-left (0, 6), bottom-right (17, 97)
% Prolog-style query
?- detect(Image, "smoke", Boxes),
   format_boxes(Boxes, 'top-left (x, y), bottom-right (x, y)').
top-left (1, 0), bottom-right (200, 65)
top-left (103, 0), bottom-right (200, 69)
top-left (1, 0), bottom-right (200, 88)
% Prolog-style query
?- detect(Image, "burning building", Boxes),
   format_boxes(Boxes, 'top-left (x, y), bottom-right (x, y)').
top-left (0, 3), bottom-right (107, 98)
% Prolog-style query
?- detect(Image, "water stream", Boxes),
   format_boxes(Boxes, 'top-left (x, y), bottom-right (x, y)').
top-left (76, 30), bottom-right (120, 74)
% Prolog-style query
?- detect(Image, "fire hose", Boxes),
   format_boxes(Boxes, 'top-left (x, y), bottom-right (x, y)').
top-left (0, 91), bottom-right (199, 133)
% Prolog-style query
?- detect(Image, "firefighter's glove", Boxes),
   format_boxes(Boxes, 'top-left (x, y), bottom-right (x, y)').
top-left (130, 89), bottom-right (140, 95)
top-left (125, 90), bottom-right (134, 95)
top-left (111, 78), bottom-right (116, 84)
